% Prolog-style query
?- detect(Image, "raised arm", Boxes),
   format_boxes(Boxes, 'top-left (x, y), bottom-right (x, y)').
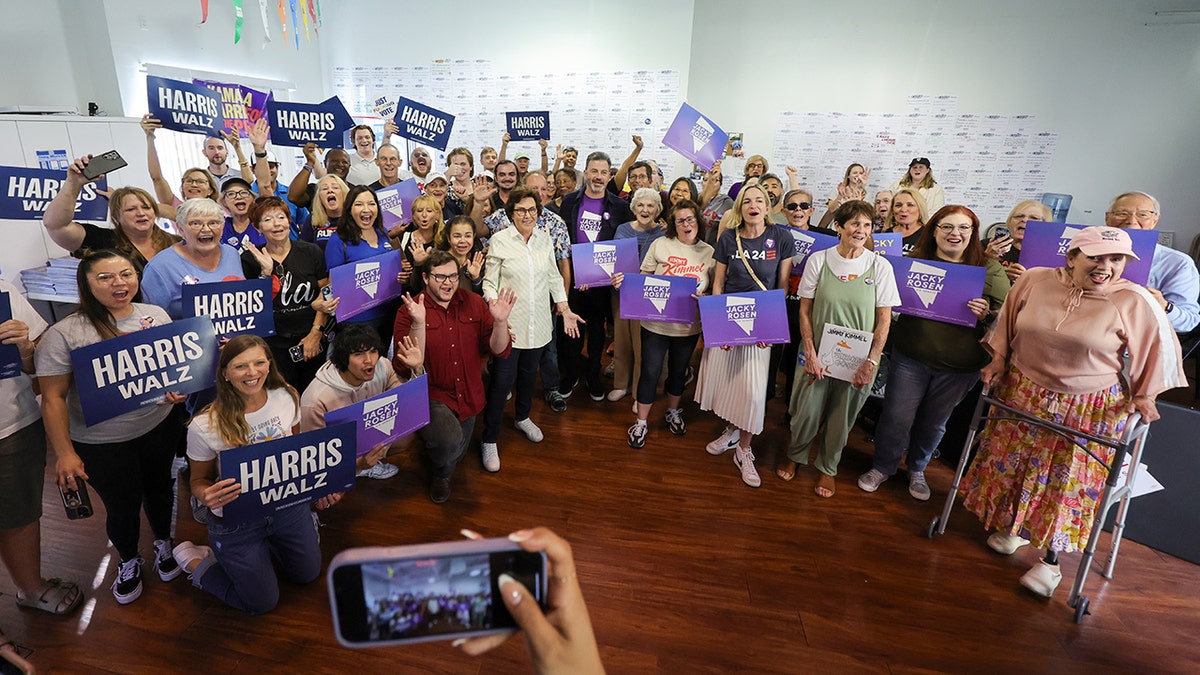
top-left (613, 135), bottom-right (643, 190)
top-left (248, 119), bottom-right (272, 192)
top-left (223, 130), bottom-right (254, 183)
top-left (552, 144), bottom-right (564, 173)
top-left (538, 139), bottom-right (549, 173)
top-left (41, 155), bottom-right (94, 252)
top-left (289, 143), bottom-right (320, 206)
top-left (141, 114), bottom-right (177, 206)
top-left (698, 160), bottom-right (722, 206)
top-left (498, 132), bottom-right (510, 162)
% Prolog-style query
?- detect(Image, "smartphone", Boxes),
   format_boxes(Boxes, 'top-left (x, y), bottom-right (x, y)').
top-left (59, 478), bottom-right (94, 520)
top-left (993, 226), bottom-right (1011, 240)
top-left (321, 284), bottom-right (334, 301)
top-left (328, 538), bottom-right (548, 648)
top-left (82, 150), bottom-right (128, 180)
top-left (289, 344), bottom-right (305, 362)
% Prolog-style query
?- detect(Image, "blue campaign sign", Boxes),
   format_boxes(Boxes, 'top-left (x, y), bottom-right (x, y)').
top-left (325, 375), bottom-right (431, 457)
top-left (330, 251), bottom-right (405, 322)
top-left (0, 165), bottom-right (108, 221)
top-left (506, 111), bottom-right (550, 141)
top-left (218, 422), bottom-right (357, 527)
top-left (267, 96), bottom-right (355, 148)
top-left (872, 233), bottom-right (904, 257)
top-left (146, 76), bottom-right (225, 136)
top-left (393, 97), bottom-right (456, 151)
top-left (181, 278), bottom-right (276, 339)
top-left (377, 178), bottom-right (422, 232)
top-left (661, 102), bottom-right (729, 171)
top-left (69, 317), bottom-right (219, 426)
top-left (0, 293), bottom-right (22, 380)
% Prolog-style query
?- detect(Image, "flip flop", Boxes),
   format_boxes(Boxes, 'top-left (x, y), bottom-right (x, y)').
top-left (815, 474), bottom-right (836, 498)
top-left (16, 578), bottom-right (82, 615)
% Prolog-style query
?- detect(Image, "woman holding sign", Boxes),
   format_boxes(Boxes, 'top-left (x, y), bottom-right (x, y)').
top-left (480, 187), bottom-right (583, 473)
top-left (241, 196), bottom-right (338, 392)
top-left (778, 200), bottom-right (900, 497)
top-left (326, 186), bottom-right (398, 345)
top-left (141, 198), bottom-right (250, 320)
top-left (695, 184), bottom-right (795, 488)
top-left (607, 188), bottom-right (666, 403)
top-left (960, 227), bottom-right (1183, 598)
top-left (38, 250), bottom-right (184, 604)
top-left (173, 335), bottom-right (324, 615)
top-left (622, 199), bottom-right (714, 448)
top-left (857, 206), bottom-right (1010, 501)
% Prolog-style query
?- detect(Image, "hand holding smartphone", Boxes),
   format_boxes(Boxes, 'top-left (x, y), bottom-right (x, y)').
top-left (81, 150), bottom-right (128, 181)
top-left (328, 537), bottom-right (548, 647)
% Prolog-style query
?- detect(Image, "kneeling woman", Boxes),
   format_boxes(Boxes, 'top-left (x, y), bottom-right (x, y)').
top-left (39, 250), bottom-right (184, 604)
top-left (174, 335), bottom-right (323, 614)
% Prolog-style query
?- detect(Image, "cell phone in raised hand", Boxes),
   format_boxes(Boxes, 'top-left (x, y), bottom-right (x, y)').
top-left (82, 150), bottom-right (128, 180)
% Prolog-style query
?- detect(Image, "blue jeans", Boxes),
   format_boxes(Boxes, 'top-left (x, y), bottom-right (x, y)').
top-left (193, 502), bottom-right (321, 614)
top-left (539, 315), bottom-right (562, 392)
top-left (483, 346), bottom-right (543, 443)
top-left (873, 350), bottom-right (981, 475)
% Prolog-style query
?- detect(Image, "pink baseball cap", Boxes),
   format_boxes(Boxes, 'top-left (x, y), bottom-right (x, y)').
top-left (1068, 226), bottom-right (1140, 260)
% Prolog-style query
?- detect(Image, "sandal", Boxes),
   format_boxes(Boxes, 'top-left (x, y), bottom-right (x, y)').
top-left (815, 474), bottom-right (836, 498)
top-left (16, 578), bottom-right (82, 615)
top-left (776, 460), bottom-right (797, 482)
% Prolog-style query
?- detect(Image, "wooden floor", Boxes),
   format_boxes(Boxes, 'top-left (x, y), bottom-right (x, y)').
top-left (3, 371), bottom-right (1199, 673)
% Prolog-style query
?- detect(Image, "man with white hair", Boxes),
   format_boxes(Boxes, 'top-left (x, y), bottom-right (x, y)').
top-left (1104, 191), bottom-right (1199, 333)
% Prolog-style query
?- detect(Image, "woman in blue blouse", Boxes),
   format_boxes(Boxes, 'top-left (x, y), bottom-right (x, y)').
top-left (325, 186), bottom-right (398, 346)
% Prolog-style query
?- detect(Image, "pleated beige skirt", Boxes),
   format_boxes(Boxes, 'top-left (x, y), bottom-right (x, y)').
top-left (694, 344), bottom-right (770, 435)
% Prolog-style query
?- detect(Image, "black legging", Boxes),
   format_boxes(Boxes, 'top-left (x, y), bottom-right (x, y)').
top-left (557, 286), bottom-right (610, 394)
top-left (637, 328), bottom-right (700, 404)
top-left (72, 413), bottom-right (181, 561)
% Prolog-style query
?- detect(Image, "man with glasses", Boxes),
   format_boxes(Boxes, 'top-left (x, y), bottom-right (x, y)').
top-left (392, 251), bottom-right (515, 503)
top-left (1105, 191), bottom-right (1199, 332)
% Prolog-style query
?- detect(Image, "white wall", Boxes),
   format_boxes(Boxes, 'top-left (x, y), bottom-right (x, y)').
top-left (688, 0), bottom-right (1200, 245)
top-left (0, 1), bottom-right (81, 111)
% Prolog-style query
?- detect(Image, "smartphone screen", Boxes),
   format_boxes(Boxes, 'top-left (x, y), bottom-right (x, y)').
top-left (330, 544), bottom-right (546, 647)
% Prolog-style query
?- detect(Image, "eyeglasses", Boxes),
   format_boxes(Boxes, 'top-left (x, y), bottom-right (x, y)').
top-left (223, 190), bottom-right (252, 199)
top-left (183, 177), bottom-right (210, 185)
top-left (427, 272), bottom-right (458, 285)
top-left (784, 202), bottom-right (812, 211)
top-left (675, 215), bottom-right (697, 225)
top-left (185, 219), bottom-right (223, 230)
top-left (935, 224), bottom-right (975, 234)
top-left (745, 162), bottom-right (765, 170)
top-left (513, 206), bottom-right (539, 216)
top-left (1110, 210), bottom-right (1157, 220)
top-left (92, 270), bottom-right (138, 285)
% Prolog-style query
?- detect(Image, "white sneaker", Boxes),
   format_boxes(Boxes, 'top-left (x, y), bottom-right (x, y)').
top-left (987, 531), bottom-right (1031, 556)
top-left (172, 541), bottom-right (213, 575)
top-left (706, 427), bottom-right (739, 455)
top-left (1020, 561), bottom-right (1062, 598)
top-left (857, 468), bottom-right (889, 492)
top-left (514, 418), bottom-right (544, 442)
top-left (606, 388), bottom-right (628, 402)
top-left (357, 461), bottom-right (399, 480)
top-left (733, 447), bottom-right (761, 487)
top-left (481, 442), bottom-right (500, 472)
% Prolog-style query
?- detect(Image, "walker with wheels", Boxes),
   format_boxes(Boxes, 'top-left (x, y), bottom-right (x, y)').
top-left (927, 390), bottom-right (1151, 623)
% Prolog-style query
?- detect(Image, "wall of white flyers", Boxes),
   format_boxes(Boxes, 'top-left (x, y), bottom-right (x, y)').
top-left (331, 60), bottom-right (682, 171)
top-left (772, 94), bottom-right (1059, 225)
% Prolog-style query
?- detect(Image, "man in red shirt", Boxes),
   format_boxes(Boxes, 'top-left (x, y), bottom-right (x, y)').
top-left (393, 250), bottom-right (515, 502)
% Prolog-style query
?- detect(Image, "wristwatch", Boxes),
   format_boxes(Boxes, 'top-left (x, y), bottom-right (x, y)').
top-left (1165, 300), bottom-right (1175, 314)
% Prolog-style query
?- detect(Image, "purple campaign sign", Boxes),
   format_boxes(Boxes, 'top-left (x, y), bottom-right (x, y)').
top-left (571, 238), bottom-right (639, 289)
top-left (661, 102), bottom-right (729, 171)
top-left (325, 375), bottom-right (431, 457)
top-left (182, 278), bottom-right (275, 339)
top-left (506, 111), bottom-right (550, 141)
top-left (377, 179), bottom-right (421, 231)
top-left (790, 229), bottom-right (840, 276)
top-left (890, 257), bottom-right (986, 327)
top-left (698, 289), bottom-right (790, 347)
top-left (872, 233), bottom-right (904, 257)
top-left (267, 96), bottom-right (354, 148)
top-left (1019, 222), bottom-right (1158, 286)
top-left (70, 317), bottom-right (218, 426)
top-left (146, 76), bottom-right (224, 136)
top-left (618, 274), bottom-right (699, 323)
top-left (330, 251), bottom-right (405, 322)
top-left (218, 422), bottom-right (357, 527)
top-left (0, 165), bottom-right (108, 221)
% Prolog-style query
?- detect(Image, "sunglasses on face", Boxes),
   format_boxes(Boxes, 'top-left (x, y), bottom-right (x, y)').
top-left (784, 202), bottom-right (812, 211)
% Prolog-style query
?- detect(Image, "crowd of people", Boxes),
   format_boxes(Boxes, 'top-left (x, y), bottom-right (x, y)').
top-left (1, 116), bottom-right (1196, 672)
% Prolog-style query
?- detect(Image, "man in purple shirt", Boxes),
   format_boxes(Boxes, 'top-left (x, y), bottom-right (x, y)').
top-left (556, 152), bottom-right (634, 400)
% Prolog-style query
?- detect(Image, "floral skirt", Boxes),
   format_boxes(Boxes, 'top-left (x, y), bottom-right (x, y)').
top-left (960, 365), bottom-right (1129, 553)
